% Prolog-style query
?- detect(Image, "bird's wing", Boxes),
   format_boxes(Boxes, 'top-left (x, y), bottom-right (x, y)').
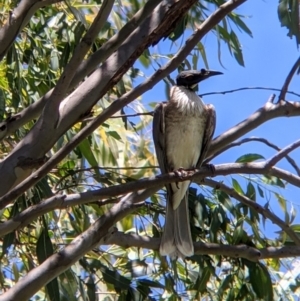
top-left (152, 102), bottom-right (169, 174)
top-left (196, 104), bottom-right (216, 167)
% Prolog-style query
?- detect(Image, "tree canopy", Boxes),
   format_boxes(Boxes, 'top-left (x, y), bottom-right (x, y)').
top-left (0, 0), bottom-right (300, 300)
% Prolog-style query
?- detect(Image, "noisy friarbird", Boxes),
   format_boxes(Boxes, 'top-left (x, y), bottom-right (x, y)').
top-left (152, 69), bottom-right (222, 258)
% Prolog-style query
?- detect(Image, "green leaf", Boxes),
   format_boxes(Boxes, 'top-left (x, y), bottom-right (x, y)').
top-left (232, 220), bottom-right (245, 244)
top-left (232, 178), bottom-right (244, 194)
top-left (86, 276), bottom-right (96, 301)
top-left (168, 15), bottom-right (188, 42)
top-left (195, 266), bottom-right (211, 293)
top-left (78, 138), bottom-right (99, 169)
top-left (99, 263), bottom-right (131, 292)
top-left (36, 229), bottom-right (59, 301)
top-left (12, 262), bottom-right (19, 282)
top-left (275, 193), bottom-right (289, 223)
top-left (229, 13), bottom-right (253, 37)
top-left (278, 0), bottom-right (300, 46)
top-left (137, 279), bottom-right (165, 289)
top-left (218, 274), bottom-right (233, 296)
top-left (36, 229), bottom-right (54, 263)
top-left (139, 50), bottom-right (151, 68)
top-left (235, 153), bottom-right (265, 163)
top-left (107, 130), bottom-right (122, 141)
top-left (249, 262), bottom-right (273, 300)
top-left (197, 42), bottom-right (209, 69)
top-left (263, 175), bottom-right (285, 188)
top-left (246, 182), bottom-right (256, 201)
top-left (136, 283), bottom-right (152, 298)
top-left (289, 224), bottom-right (300, 233)
top-left (257, 185), bottom-right (264, 198)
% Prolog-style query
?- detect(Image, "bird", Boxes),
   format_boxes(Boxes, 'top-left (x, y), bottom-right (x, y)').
top-left (152, 69), bottom-right (222, 258)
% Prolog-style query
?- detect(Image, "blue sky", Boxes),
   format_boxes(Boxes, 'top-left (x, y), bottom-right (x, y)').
top-left (132, 0), bottom-right (300, 238)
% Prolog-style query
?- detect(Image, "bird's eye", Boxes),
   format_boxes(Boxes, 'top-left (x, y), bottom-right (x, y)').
top-left (200, 69), bottom-right (206, 73)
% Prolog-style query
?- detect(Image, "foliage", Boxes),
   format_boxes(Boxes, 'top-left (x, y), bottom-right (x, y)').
top-left (0, 0), bottom-right (300, 300)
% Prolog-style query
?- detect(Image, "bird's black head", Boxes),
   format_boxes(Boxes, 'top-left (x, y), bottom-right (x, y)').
top-left (176, 69), bottom-right (223, 89)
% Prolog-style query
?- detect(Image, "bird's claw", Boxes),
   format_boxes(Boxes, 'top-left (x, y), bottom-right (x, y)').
top-left (173, 168), bottom-right (188, 189)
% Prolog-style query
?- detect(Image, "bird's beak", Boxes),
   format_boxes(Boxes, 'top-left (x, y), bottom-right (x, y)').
top-left (176, 69), bottom-right (223, 88)
top-left (185, 69), bottom-right (223, 88)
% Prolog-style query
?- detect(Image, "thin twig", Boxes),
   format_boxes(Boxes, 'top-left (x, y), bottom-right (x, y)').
top-left (209, 97), bottom-right (300, 156)
top-left (278, 56), bottom-right (300, 102)
top-left (200, 86), bottom-right (300, 98)
top-left (204, 178), bottom-right (300, 246)
top-left (83, 111), bottom-right (154, 122)
top-left (265, 139), bottom-right (300, 169)
top-left (206, 137), bottom-right (300, 176)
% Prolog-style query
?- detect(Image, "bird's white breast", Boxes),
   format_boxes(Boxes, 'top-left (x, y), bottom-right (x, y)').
top-left (165, 86), bottom-right (207, 209)
top-left (166, 86), bottom-right (206, 169)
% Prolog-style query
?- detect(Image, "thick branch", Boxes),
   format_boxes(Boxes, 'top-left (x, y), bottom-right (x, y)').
top-left (0, 0), bottom-right (162, 140)
top-left (42, 0), bottom-right (115, 125)
top-left (1, 159), bottom-right (300, 236)
top-left (1, 160), bottom-right (300, 211)
top-left (0, 0), bottom-right (198, 197)
top-left (105, 231), bottom-right (300, 261)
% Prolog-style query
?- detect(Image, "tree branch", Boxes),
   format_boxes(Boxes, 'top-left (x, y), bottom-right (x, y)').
top-left (206, 137), bottom-right (300, 176)
top-left (0, 0), bottom-right (163, 140)
top-left (278, 56), bottom-right (300, 102)
top-left (42, 0), bottom-right (115, 123)
top-left (0, 0), bottom-right (247, 202)
top-left (1, 161), bottom-right (300, 212)
top-left (265, 138), bottom-right (300, 169)
top-left (201, 86), bottom-right (300, 98)
top-left (2, 157), bottom-right (300, 236)
top-left (209, 97), bottom-right (300, 157)
top-left (0, 0), bottom-right (199, 197)
top-left (105, 231), bottom-right (300, 262)
top-left (0, 0), bottom-right (63, 61)
top-left (0, 188), bottom-right (156, 301)
top-left (204, 178), bottom-right (300, 246)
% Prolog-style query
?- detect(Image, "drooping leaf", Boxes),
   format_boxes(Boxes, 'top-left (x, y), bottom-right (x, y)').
top-left (99, 263), bottom-right (131, 292)
top-left (168, 15), bottom-right (188, 42)
top-left (36, 229), bottom-right (59, 301)
top-left (278, 0), bottom-right (300, 46)
top-left (232, 178), bottom-right (244, 195)
top-left (249, 262), bottom-right (273, 301)
top-left (246, 182), bottom-right (256, 201)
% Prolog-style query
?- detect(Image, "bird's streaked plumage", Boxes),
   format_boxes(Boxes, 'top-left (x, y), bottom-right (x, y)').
top-left (153, 69), bottom-right (221, 258)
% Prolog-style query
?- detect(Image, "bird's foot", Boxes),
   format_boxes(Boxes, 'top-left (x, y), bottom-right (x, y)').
top-left (173, 168), bottom-right (188, 189)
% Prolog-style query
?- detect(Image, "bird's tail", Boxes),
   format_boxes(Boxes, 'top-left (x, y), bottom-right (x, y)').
top-left (160, 193), bottom-right (194, 258)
